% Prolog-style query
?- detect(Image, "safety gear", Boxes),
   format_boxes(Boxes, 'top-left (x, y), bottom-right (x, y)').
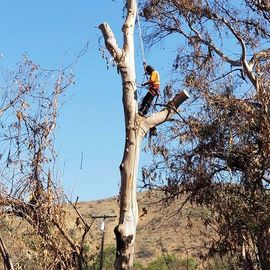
top-left (139, 66), bottom-right (160, 116)
top-left (145, 65), bottom-right (154, 74)
top-left (149, 86), bottom-right (160, 96)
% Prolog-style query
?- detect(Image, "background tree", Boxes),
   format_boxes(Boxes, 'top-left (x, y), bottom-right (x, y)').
top-left (0, 56), bottom-right (94, 270)
top-left (139, 0), bottom-right (270, 269)
top-left (99, 0), bottom-right (189, 269)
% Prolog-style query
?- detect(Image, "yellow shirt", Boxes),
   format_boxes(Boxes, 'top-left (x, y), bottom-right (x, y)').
top-left (150, 70), bottom-right (160, 87)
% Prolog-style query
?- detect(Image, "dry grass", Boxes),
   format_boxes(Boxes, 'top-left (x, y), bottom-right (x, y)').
top-left (0, 191), bottom-right (213, 269)
top-left (67, 190), bottom-right (213, 266)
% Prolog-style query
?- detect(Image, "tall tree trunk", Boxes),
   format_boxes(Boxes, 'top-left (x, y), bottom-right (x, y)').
top-left (99, 1), bottom-right (189, 269)
top-left (99, 1), bottom-right (138, 267)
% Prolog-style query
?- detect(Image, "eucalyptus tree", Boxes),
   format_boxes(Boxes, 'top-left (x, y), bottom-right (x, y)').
top-left (0, 56), bottom-right (92, 270)
top-left (140, 0), bottom-right (270, 269)
top-left (99, 0), bottom-right (189, 269)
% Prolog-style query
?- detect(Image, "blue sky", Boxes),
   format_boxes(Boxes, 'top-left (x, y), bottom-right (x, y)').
top-left (0, 0), bottom-right (179, 201)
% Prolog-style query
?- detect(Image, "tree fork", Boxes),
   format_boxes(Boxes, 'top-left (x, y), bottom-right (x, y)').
top-left (99, 1), bottom-right (189, 269)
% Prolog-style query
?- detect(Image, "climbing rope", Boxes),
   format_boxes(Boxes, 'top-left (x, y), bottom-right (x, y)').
top-left (136, 2), bottom-right (146, 69)
top-left (135, 3), bottom-right (147, 101)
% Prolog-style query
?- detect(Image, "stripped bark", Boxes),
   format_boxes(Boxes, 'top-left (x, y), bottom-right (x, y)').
top-left (99, 1), bottom-right (189, 269)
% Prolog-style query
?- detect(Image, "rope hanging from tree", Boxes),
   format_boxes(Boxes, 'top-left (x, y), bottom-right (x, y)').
top-left (136, 3), bottom-right (146, 69)
top-left (135, 3), bottom-right (161, 115)
top-left (135, 2), bottom-right (148, 103)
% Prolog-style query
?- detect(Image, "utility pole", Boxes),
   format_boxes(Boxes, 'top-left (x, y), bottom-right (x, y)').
top-left (92, 214), bottom-right (117, 270)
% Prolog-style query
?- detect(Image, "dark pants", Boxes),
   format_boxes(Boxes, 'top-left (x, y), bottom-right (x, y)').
top-left (139, 92), bottom-right (155, 115)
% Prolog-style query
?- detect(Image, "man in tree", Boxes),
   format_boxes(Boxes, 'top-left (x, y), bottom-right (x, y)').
top-left (99, 1), bottom-right (190, 267)
top-left (138, 65), bottom-right (160, 116)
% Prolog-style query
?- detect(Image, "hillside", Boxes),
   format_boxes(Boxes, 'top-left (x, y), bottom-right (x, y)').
top-left (0, 191), bottom-right (216, 270)
top-left (68, 190), bottom-right (213, 267)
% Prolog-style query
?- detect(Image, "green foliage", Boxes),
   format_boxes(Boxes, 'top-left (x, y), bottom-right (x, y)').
top-left (87, 247), bottom-right (197, 270)
top-left (144, 254), bottom-right (197, 270)
top-left (133, 261), bottom-right (145, 270)
top-left (88, 245), bottom-right (116, 270)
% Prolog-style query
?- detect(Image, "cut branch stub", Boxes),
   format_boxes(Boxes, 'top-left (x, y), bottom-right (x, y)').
top-left (147, 90), bottom-right (190, 128)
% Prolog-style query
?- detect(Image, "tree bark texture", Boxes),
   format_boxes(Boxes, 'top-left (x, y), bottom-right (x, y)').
top-left (99, 1), bottom-right (189, 269)
top-left (0, 236), bottom-right (15, 270)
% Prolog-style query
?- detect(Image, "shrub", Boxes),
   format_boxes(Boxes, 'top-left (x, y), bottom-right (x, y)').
top-left (145, 254), bottom-right (197, 270)
top-left (88, 245), bottom-right (115, 270)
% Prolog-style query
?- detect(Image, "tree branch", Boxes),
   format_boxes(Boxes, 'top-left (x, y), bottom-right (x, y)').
top-left (188, 21), bottom-right (242, 67)
top-left (218, 16), bottom-right (257, 87)
top-left (0, 236), bottom-right (15, 270)
top-left (145, 90), bottom-right (190, 128)
top-left (249, 48), bottom-right (270, 68)
top-left (98, 22), bottom-right (123, 62)
top-left (189, 6), bottom-right (257, 87)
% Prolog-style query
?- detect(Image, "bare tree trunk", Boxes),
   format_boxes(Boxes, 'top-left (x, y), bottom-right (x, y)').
top-left (99, 2), bottom-right (138, 267)
top-left (0, 236), bottom-right (14, 270)
top-left (99, 1), bottom-right (189, 269)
